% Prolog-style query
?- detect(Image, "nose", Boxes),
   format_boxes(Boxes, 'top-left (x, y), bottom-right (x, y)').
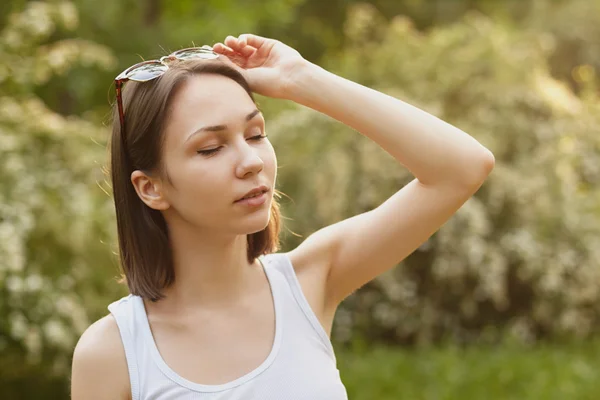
top-left (235, 139), bottom-right (264, 178)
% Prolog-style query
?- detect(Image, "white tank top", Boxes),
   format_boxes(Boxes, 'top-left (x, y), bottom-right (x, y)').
top-left (108, 253), bottom-right (348, 400)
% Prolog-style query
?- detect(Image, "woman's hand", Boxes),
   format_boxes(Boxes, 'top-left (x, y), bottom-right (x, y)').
top-left (213, 34), bottom-right (307, 99)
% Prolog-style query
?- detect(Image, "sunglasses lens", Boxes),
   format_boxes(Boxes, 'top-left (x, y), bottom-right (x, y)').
top-left (173, 46), bottom-right (218, 60)
top-left (116, 45), bottom-right (217, 82)
top-left (126, 62), bottom-right (168, 81)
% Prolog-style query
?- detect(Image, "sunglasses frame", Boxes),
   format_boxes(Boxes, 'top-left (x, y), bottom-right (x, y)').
top-left (114, 45), bottom-right (219, 154)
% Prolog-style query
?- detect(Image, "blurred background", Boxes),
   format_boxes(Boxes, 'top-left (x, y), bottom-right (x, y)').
top-left (1, 0), bottom-right (600, 398)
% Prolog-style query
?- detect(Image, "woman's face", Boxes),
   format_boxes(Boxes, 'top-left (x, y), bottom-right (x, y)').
top-left (157, 73), bottom-right (277, 235)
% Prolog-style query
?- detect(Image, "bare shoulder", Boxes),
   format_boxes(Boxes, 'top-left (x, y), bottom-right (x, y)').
top-left (71, 314), bottom-right (131, 400)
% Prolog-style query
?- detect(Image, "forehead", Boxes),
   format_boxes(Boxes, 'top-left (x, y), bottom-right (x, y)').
top-left (165, 74), bottom-right (255, 137)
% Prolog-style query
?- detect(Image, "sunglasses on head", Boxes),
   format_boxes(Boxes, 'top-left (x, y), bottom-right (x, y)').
top-left (114, 45), bottom-right (219, 141)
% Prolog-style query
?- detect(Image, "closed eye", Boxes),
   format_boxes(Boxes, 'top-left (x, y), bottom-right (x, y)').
top-left (249, 134), bottom-right (268, 141)
top-left (197, 147), bottom-right (221, 156)
top-left (196, 135), bottom-right (267, 157)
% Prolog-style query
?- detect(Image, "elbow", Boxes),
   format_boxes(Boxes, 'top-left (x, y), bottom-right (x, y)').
top-left (422, 148), bottom-right (495, 191)
top-left (450, 147), bottom-right (494, 192)
top-left (478, 148), bottom-right (495, 178)
top-left (465, 148), bottom-right (495, 189)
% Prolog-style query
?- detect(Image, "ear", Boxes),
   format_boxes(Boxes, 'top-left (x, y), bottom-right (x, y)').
top-left (130, 170), bottom-right (170, 211)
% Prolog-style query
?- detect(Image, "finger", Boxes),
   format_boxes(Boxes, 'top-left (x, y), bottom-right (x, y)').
top-left (221, 37), bottom-right (256, 58)
top-left (238, 33), bottom-right (271, 49)
top-left (213, 43), bottom-right (236, 55)
top-left (219, 50), bottom-right (246, 65)
top-left (218, 53), bottom-right (244, 70)
top-left (225, 35), bottom-right (243, 50)
top-left (238, 44), bottom-right (256, 57)
top-left (212, 43), bottom-right (227, 53)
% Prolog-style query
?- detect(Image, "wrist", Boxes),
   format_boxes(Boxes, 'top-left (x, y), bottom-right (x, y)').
top-left (282, 60), bottom-right (322, 102)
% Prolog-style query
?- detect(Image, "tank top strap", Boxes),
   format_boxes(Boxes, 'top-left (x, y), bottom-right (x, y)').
top-left (106, 257), bottom-right (347, 399)
top-left (108, 295), bottom-right (141, 400)
top-left (260, 253), bottom-right (335, 358)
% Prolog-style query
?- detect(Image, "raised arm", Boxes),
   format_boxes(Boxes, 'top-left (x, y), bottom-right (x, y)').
top-left (289, 63), bottom-right (494, 188)
top-left (71, 315), bottom-right (131, 400)
top-left (286, 60), bottom-right (494, 308)
top-left (214, 34), bottom-right (494, 321)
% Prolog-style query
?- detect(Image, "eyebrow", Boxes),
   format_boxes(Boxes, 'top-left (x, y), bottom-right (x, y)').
top-left (184, 109), bottom-right (262, 143)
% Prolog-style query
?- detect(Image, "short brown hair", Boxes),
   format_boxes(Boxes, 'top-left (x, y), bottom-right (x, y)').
top-left (109, 59), bottom-right (281, 301)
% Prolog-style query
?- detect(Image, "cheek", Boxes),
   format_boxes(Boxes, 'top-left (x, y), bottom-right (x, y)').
top-left (164, 156), bottom-right (229, 205)
top-left (263, 143), bottom-right (277, 177)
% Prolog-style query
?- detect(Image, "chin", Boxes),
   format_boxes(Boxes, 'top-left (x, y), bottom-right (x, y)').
top-left (238, 209), bottom-right (271, 235)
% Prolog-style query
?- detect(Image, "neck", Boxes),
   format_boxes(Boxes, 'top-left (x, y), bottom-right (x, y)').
top-left (157, 220), bottom-right (261, 311)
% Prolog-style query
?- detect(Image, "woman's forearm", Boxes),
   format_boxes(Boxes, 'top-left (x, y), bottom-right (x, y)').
top-left (284, 61), bottom-right (495, 188)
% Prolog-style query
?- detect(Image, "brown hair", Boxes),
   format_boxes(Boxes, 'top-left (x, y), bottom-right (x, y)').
top-left (109, 59), bottom-right (281, 301)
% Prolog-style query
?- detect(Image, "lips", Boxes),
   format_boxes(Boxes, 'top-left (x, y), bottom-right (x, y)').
top-left (235, 185), bottom-right (269, 202)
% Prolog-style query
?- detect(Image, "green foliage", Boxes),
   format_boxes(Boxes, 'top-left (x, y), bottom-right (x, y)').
top-left (337, 340), bottom-right (600, 399)
top-left (269, 4), bottom-right (600, 345)
top-left (0, 2), bottom-right (120, 394)
top-left (1, 0), bottom-right (600, 398)
top-left (527, 0), bottom-right (600, 91)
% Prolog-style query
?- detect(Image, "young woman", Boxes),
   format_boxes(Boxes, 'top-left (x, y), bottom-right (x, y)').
top-left (71, 34), bottom-right (494, 399)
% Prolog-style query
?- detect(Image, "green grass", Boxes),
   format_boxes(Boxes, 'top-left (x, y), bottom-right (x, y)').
top-left (337, 341), bottom-right (600, 399)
